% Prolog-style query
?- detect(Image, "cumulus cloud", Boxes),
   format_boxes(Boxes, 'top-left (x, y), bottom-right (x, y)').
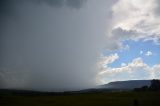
top-left (140, 50), bottom-right (153, 56)
top-left (0, 0), bottom-right (87, 19)
top-left (151, 64), bottom-right (160, 79)
top-left (98, 53), bottom-right (119, 71)
top-left (97, 0), bottom-right (160, 84)
top-left (97, 0), bottom-right (160, 83)
top-left (97, 56), bottom-right (160, 84)
top-left (107, 0), bottom-right (160, 50)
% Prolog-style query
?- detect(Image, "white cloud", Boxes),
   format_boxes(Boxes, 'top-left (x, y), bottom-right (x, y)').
top-left (112, 0), bottom-right (160, 34)
top-left (97, 56), bottom-right (160, 84)
top-left (106, 0), bottom-right (160, 51)
top-left (97, 0), bottom-right (160, 84)
top-left (151, 64), bottom-right (160, 79)
top-left (98, 53), bottom-right (119, 71)
top-left (140, 50), bottom-right (143, 54)
top-left (145, 51), bottom-right (153, 56)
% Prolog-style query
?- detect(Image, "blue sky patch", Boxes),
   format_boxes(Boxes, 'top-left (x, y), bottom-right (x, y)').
top-left (103, 40), bottom-right (160, 68)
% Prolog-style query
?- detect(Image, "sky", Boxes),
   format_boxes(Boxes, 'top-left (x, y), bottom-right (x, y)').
top-left (0, 0), bottom-right (160, 91)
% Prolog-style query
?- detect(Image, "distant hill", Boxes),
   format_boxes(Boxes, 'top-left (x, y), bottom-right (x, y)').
top-left (100, 80), bottom-right (151, 90)
top-left (0, 80), bottom-right (153, 95)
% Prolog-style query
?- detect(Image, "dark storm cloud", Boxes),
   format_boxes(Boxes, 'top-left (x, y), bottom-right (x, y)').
top-left (0, 0), bottom-right (116, 91)
top-left (0, 0), bottom-right (86, 18)
top-left (33, 0), bottom-right (65, 7)
top-left (0, 0), bottom-right (16, 18)
top-left (66, 0), bottom-right (86, 9)
top-left (35, 0), bottom-right (86, 9)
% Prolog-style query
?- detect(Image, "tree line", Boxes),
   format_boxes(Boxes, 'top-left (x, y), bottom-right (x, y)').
top-left (134, 79), bottom-right (160, 91)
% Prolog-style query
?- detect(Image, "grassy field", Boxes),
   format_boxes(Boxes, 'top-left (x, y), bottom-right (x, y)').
top-left (0, 91), bottom-right (160, 106)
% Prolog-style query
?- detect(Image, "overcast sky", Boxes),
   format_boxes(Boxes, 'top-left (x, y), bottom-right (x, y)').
top-left (0, 0), bottom-right (160, 91)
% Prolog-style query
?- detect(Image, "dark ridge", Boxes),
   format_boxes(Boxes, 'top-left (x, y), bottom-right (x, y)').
top-left (0, 79), bottom-right (159, 96)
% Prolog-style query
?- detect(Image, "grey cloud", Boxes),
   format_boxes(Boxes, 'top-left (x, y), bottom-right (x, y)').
top-left (0, 0), bottom-right (115, 91)
top-left (110, 0), bottom-right (160, 48)
top-left (104, 28), bottom-right (146, 51)
top-left (34, 0), bottom-right (65, 7)
top-left (154, 0), bottom-right (160, 16)
top-left (112, 27), bottom-right (139, 40)
top-left (102, 28), bottom-right (138, 51)
top-left (112, 27), bottom-right (160, 43)
top-left (33, 0), bottom-right (87, 9)
top-left (65, 0), bottom-right (86, 9)
top-left (0, 0), bottom-right (87, 18)
top-left (0, 0), bottom-right (16, 18)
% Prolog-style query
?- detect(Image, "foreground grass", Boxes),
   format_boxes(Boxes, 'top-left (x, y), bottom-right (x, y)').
top-left (0, 91), bottom-right (160, 106)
